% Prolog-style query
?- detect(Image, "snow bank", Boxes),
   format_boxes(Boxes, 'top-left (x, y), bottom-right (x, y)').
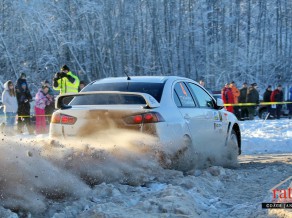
top-left (240, 119), bottom-right (292, 154)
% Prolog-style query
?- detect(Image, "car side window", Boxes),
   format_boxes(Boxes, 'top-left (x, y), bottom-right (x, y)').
top-left (174, 82), bottom-right (196, 107)
top-left (173, 91), bottom-right (182, 107)
top-left (187, 83), bottom-right (215, 109)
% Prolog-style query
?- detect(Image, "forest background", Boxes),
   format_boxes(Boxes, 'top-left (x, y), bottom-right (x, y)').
top-left (1, 0), bottom-right (292, 95)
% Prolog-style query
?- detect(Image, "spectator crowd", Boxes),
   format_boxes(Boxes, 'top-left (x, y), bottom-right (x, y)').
top-left (220, 81), bottom-right (291, 120)
top-left (0, 65), bottom-right (85, 135)
top-left (200, 79), bottom-right (291, 121)
top-left (1, 70), bottom-right (291, 136)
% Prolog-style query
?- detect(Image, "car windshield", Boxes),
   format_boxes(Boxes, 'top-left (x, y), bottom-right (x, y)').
top-left (69, 82), bottom-right (165, 105)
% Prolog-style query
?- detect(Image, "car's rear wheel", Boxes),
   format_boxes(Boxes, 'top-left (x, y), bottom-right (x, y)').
top-left (259, 108), bottom-right (269, 119)
top-left (224, 130), bottom-right (239, 168)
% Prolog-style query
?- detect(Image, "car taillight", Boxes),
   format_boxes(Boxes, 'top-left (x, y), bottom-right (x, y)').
top-left (133, 115), bottom-right (143, 124)
top-left (51, 113), bottom-right (61, 123)
top-left (51, 113), bottom-right (77, 125)
top-left (124, 112), bottom-right (164, 124)
top-left (61, 115), bottom-right (77, 125)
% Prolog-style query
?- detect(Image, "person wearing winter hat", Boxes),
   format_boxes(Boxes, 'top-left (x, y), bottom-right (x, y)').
top-left (35, 85), bottom-right (53, 134)
top-left (1, 80), bottom-right (18, 134)
top-left (16, 81), bottom-right (34, 134)
top-left (246, 83), bottom-right (259, 120)
top-left (53, 65), bottom-right (80, 95)
top-left (238, 82), bottom-right (249, 120)
top-left (41, 80), bottom-right (55, 96)
top-left (221, 83), bottom-right (234, 113)
top-left (41, 80), bottom-right (55, 123)
top-left (15, 72), bottom-right (28, 94)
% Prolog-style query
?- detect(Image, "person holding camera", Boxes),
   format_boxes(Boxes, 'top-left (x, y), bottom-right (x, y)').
top-left (53, 65), bottom-right (80, 95)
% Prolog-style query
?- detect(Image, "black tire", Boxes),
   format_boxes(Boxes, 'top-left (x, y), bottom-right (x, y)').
top-left (259, 108), bottom-right (269, 119)
top-left (224, 130), bottom-right (239, 168)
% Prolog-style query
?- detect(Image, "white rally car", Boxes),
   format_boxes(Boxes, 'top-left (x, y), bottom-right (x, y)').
top-left (50, 76), bottom-right (241, 168)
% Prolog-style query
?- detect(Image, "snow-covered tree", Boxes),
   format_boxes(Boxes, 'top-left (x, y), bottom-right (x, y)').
top-left (0, 0), bottom-right (291, 93)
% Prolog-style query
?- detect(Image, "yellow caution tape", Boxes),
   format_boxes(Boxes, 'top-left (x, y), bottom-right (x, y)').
top-left (223, 101), bottom-right (292, 107)
top-left (0, 101), bottom-right (291, 118)
top-left (0, 114), bottom-right (52, 118)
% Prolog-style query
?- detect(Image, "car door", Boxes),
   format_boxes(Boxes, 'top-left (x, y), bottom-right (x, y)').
top-left (173, 82), bottom-right (208, 150)
top-left (186, 82), bottom-right (227, 148)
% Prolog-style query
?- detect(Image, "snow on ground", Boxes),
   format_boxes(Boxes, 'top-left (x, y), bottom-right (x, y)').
top-left (240, 118), bottom-right (292, 155)
top-left (0, 118), bottom-right (291, 217)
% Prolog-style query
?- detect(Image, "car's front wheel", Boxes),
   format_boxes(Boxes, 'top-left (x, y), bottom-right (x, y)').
top-left (224, 130), bottom-right (239, 168)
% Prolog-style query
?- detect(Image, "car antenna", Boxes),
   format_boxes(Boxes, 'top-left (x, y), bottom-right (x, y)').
top-left (124, 72), bottom-right (131, 80)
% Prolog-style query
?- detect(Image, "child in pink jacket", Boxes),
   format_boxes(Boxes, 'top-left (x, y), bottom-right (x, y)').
top-left (35, 85), bottom-right (53, 134)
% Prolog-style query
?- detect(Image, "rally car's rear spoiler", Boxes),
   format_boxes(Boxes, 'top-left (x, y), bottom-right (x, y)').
top-left (55, 91), bottom-right (160, 110)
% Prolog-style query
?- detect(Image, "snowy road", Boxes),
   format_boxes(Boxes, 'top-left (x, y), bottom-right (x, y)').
top-left (1, 156), bottom-right (291, 218)
top-left (226, 154), bottom-right (292, 217)
top-left (38, 153), bottom-right (292, 218)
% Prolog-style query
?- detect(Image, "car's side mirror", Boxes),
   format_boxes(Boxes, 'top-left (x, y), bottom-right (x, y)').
top-left (216, 98), bottom-right (224, 109)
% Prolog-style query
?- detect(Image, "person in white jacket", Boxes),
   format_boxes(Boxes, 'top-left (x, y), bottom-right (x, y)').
top-left (2, 80), bottom-right (18, 133)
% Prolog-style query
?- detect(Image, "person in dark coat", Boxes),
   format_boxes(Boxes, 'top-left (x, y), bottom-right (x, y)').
top-left (16, 82), bottom-right (34, 134)
top-left (238, 82), bottom-right (248, 120)
top-left (270, 85), bottom-right (284, 119)
top-left (263, 85), bottom-right (273, 119)
top-left (246, 83), bottom-right (259, 120)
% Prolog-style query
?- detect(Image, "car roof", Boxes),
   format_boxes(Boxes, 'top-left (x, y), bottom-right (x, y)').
top-left (92, 76), bottom-right (192, 84)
